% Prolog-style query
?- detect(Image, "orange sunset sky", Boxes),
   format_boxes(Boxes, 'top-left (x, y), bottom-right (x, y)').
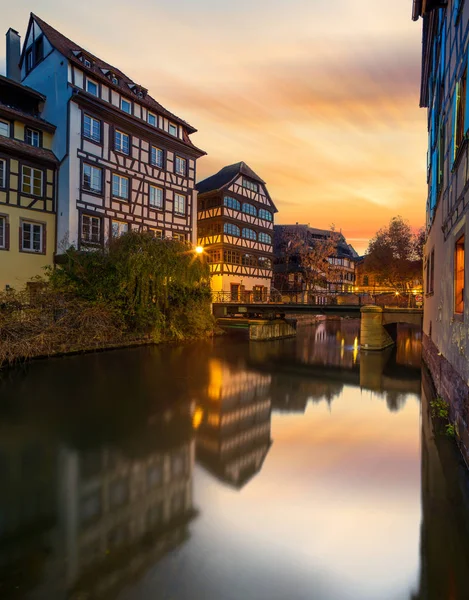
top-left (1, 0), bottom-right (427, 254)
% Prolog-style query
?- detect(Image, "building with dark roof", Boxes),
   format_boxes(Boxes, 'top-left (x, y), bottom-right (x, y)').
top-left (196, 162), bottom-right (277, 300)
top-left (0, 64), bottom-right (58, 290)
top-left (5, 13), bottom-right (205, 257)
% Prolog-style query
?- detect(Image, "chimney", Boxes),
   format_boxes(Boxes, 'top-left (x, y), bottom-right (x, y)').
top-left (6, 28), bottom-right (21, 82)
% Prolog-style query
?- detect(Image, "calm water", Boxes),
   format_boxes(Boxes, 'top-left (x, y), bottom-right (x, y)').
top-left (1, 319), bottom-right (469, 600)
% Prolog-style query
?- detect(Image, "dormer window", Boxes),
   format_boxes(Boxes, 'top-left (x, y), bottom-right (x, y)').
top-left (169, 123), bottom-right (178, 137)
top-left (112, 76), bottom-right (119, 85)
top-left (129, 84), bottom-right (147, 99)
top-left (79, 53), bottom-right (94, 68)
top-left (121, 98), bottom-right (132, 114)
top-left (84, 58), bottom-right (91, 68)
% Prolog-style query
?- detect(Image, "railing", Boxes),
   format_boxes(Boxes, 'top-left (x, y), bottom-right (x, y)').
top-left (211, 289), bottom-right (424, 308)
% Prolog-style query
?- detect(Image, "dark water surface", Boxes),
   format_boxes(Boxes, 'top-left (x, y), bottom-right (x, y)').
top-left (1, 319), bottom-right (469, 600)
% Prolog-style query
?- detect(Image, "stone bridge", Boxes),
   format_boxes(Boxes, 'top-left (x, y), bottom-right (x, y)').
top-left (360, 305), bottom-right (423, 350)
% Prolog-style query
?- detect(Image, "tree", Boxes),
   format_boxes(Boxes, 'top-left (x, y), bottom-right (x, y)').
top-left (365, 216), bottom-right (424, 295)
top-left (274, 225), bottom-right (341, 295)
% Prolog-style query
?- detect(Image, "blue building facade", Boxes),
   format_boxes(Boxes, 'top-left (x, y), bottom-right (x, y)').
top-left (414, 0), bottom-right (469, 465)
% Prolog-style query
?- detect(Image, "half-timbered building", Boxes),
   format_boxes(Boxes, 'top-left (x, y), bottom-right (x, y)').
top-left (10, 13), bottom-right (205, 253)
top-left (0, 46), bottom-right (57, 291)
top-left (196, 162), bottom-right (277, 301)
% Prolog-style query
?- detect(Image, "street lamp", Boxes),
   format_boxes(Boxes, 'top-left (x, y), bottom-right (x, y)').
top-left (195, 245), bottom-right (204, 255)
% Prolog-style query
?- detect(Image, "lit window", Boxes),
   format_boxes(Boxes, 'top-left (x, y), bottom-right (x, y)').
top-left (21, 166), bottom-right (43, 196)
top-left (151, 146), bottom-right (164, 168)
top-left (174, 193), bottom-right (186, 215)
top-left (259, 208), bottom-right (273, 222)
top-left (169, 123), bottom-right (178, 136)
top-left (173, 232), bottom-right (186, 242)
top-left (86, 79), bottom-right (99, 96)
top-left (112, 174), bottom-right (129, 200)
top-left (0, 159), bottom-right (5, 188)
top-left (81, 214), bottom-right (101, 244)
top-left (82, 164), bottom-right (102, 193)
top-left (83, 114), bottom-right (101, 142)
top-left (455, 235), bottom-right (465, 314)
top-left (242, 178), bottom-right (258, 193)
top-left (25, 128), bottom-right (40, 147)
top-left (121, 98), bottom-right (131, 114)
top-left (149, 185), bottom-right (163, 209)
top-left (0, 216), bottom-right (6, 249)
top-left (149, 228), bottom-right (163, 239)
top-left (112, 220), bottom-right (129, 237)
top-left (259, 232), bottom-right (272, 244)
top-left (242, 203), bottom-right (257, 217)
top-left (148, 112), bottom-right (157, 126)
top-left (21, 221), bottom-right (43, 253)
top-left (175, 156), bottom-right (186, 176)
top-left (115, 130), bottom-right (130, 154)
top-left (0, 121), bottom-right (9, 137)
top-left (224, 196), bottom-right (240, 210)
top-left (224, 223), bottom-right (240, 236)
top-left (242, 228), bottom-right (257, 240)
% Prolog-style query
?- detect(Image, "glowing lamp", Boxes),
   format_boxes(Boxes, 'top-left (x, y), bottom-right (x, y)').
top-left (195, 245), bottom-right (204, 255)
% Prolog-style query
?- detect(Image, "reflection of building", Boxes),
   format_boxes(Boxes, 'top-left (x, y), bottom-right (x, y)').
top-left (413, 1), bottom-right (469, 464)
top-left (196, 359), bottom-right (272, 488)
top-left (197, 162), bottom-right (277, 300)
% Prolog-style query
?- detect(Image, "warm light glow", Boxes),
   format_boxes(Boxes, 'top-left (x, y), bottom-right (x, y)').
top-left (412, 289), bottom-right (417, 295)
top-left (192, 406), bottom-right (204, 430)
top-left (195, 245), bottom-right (204, 255)
top-left (395, 291), bottom-right (400, 296)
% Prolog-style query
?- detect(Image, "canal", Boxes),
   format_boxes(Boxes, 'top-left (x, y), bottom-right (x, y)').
top-left (1, 319), bottom-right (469, 600)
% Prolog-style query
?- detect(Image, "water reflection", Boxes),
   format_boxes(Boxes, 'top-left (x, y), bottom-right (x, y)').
top-left (0, 319), bottom-right (468, 599)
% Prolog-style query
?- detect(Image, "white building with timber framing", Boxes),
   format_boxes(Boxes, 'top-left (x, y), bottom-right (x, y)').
top-left (196, 162), bottom-right (277, 301)
top-left (8, 13), bottom-right (205, 252)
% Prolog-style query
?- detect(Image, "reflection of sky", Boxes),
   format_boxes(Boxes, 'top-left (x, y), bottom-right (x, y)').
top-left (1, 0), bottom-right (426, 254)
top-left (119, 385), bottom-right (421, 600)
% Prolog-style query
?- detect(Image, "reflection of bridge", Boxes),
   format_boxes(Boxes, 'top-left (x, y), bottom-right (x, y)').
top-left (213, 300), bottom-right (423, 349)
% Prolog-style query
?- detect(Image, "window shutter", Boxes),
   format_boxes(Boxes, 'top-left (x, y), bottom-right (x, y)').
top-left (5, 222), bottom-right (9, 250)
top-left (42, 223), bottom-right (47, 254)
top-left (19, 226), bottom-right (22, 251)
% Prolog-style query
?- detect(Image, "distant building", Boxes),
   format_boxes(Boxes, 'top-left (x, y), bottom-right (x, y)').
top-left (413, 0), bottom-right (469, 463)
top-left (4, 13), bottom-right (204, 265)
top-left (0, 44), bottom-right (58, 290)
top-left (196, 162), bottom-right (277, 301)
top-left (273, 224), bottom-right (358, 301)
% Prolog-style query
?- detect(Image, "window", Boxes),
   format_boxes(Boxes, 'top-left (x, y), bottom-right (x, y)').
top-left (224, 223), bottom-right (240, 237)
top-left (242, 228), bottom-right (257, 240)
top-left (224, 196), bottom-right (240, 211)
top-left (242, 178), bottom-right (258, 193)
top-left (115, 130), bottom-right (130, 154)
top-left (174, 193), bottom-right (186, 215)
top-left (82, 164), bottom-right (102, 193)
top-left (0, 120), bottom-right (9, 137)
top-left (149, 228), bottom-right (163, 239)
top-left (455, 235), bottom-right (465, 314)
top-left (173, 232), bottom-right (186, 242)
top-left (112, 220), bottom-right (129, 237)
top-left (151, 146), bottom-right (164, 168)
top-left (242, 203), bottom-right (257, 217)
top-left (83, 58), bottom-right (92, 68)
top-left (455, 68), bottom-right (467, 156)
top-left (259, 257), bottom-right (272, 269)
top-left (242, 253), bottom-right (257, 266)
top-left (26, 50), bottom-right (33, 73)
top-left (427, 249), bottom-right (435, 294)
top-left (83, 114), bottom-right (101, 142)
top-left (0, 216), bottom-right (7, 249)
top-left (121, 98), bottom-right (132, 114)
top-left (86, 78), bottom-right (99, 96)
top-left (259, 232), bottom-right (272, 244)
top-left (223, 250), bottom-right (240, 264)
top-left (81, 214), bottom-right (102, 244)
top-left (25, 128), bottom-right (40, 147)
top-left (169, 123), bottom-right (178, 136)
top-left (175, 156), bottom-right (186, 176)
top-left (21, 166), bottom-right (43, 196)
top-left (112, 174), bottom-right (129, 200)
top-left (259, 208), bottom-right (273, 221)
top-left (148, 112), bottom-right (157, 126)
top-left (34, 37), bottom-right (44, 63)
top-left (149, 185), bottom-right (163, 209)
top-left (0, 159), bottom-right (5, 188)
top-left (21, 221), bottom-right (43, 253)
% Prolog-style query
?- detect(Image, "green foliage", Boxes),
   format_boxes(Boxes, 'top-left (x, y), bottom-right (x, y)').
top-left (445, 424), bottom-right (456, 438)
top-left (48, 232), bottom-right (214, 339)
top-left (430, 397), bottom-right (449, 419)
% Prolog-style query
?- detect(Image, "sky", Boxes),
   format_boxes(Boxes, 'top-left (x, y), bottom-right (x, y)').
top-left (1, 0), bottom-right (427, 254)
